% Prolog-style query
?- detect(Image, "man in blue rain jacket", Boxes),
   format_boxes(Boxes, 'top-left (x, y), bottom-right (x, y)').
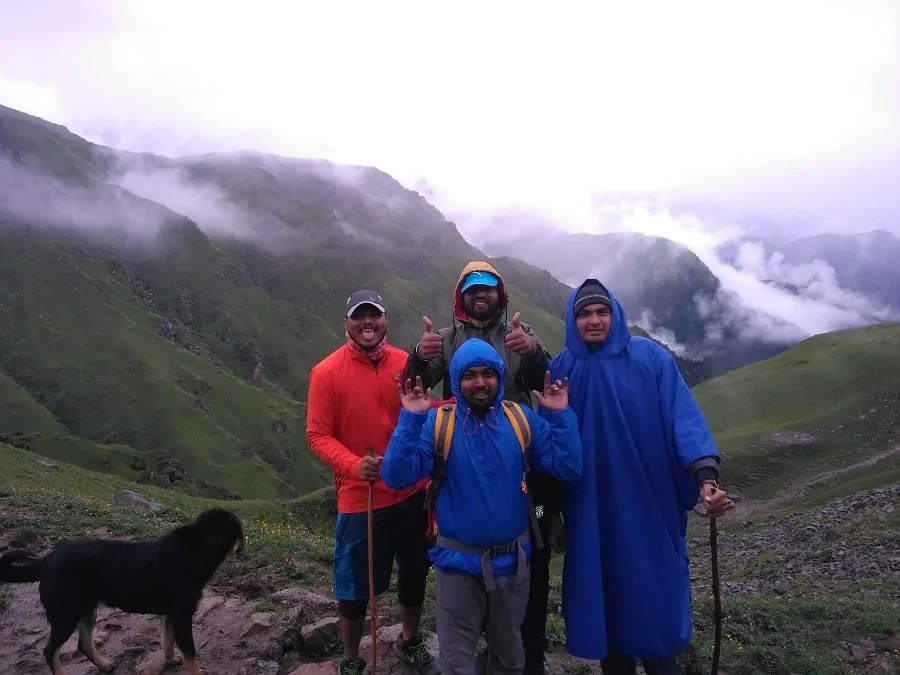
top-left (549, 280), bottom-right (730, 675)
top-left (382, 338), bottom-right (582, 675)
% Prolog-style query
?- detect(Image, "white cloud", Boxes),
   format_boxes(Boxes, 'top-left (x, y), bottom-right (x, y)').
top-left (1, 0), bottom-right (898, 228)
top-left (0, 72), bottom-right (66, 123)
top-left (1, 0), bottom-right (899, 349)
top-left (558, 201), bottom-right (898, 341)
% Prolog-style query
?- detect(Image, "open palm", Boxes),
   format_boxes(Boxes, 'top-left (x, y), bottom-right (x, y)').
top-left (533, 371), bottom-right (569, 412)
top-left (398, 376), bottom-right (433, 414)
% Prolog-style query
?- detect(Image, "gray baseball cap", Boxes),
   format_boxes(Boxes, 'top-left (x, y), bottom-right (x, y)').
top-left (346, 289), bottom-right (386, 317)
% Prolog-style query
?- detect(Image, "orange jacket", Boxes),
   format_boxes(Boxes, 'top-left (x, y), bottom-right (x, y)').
top-left (306, 342), bottom-right (426, 514)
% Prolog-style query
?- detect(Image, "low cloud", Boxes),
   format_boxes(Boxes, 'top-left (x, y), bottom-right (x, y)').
top-left (0, 132), bottom-right (416, 258)
top-left (635, 308), bottom-right (691, 357)
top-left (0, 155), bottom-right (171, 249)
top-left (585, 202), bottom-right (898, 340)
top-left (108, 159), bottom-right (304, 252)
top-left (457, 199), bottom-right (899, 350)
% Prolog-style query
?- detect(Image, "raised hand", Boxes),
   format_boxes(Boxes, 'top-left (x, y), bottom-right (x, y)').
top-left (532, 370), bottom-right (569, 412)
top-left (417, 316), bottom-right (443, 361)
top-left (505, 312), bottom-right (537, 356)
top-left (397, 376), bottom-right (433, 414)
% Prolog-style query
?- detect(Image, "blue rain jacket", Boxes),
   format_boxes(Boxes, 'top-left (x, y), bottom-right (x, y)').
top-left (551, 279), bottom-right (721, 661)
top-left (382, 338), bottom-right (582, 578)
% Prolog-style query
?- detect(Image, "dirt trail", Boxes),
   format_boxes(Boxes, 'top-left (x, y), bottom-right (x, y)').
top-left (0, 530), bottom-right (599, 675)
top-left (0, 577), bottom-right (599, 675)
top-left (733, 441), bottom-right (900, 519)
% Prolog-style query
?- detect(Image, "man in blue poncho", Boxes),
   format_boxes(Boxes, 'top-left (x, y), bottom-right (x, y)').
top-left (550, 279), bottom-right (729, 675)
top-left (382, 338), bottom-right (583, 675)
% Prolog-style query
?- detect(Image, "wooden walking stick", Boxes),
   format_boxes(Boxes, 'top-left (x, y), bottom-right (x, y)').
top-left (366, 446), bottom-right (378, 672)
top-left (709, 486), bottom-right (722, 675)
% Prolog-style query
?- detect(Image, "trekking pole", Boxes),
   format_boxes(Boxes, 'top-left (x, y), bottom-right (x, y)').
top-left (709, 489), bottom-right (722, 675)
top-left (366, 446), bottom-right (378, 673)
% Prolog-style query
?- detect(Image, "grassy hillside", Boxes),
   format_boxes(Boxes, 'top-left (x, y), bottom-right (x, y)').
top-left (0, 104), bottom-right (578, 501)
top-left (695, 321), bottom-right (900, 502)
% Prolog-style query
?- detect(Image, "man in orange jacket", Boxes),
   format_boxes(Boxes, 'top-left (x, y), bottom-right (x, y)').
top-left (307, 290), bottom-right (441, 675)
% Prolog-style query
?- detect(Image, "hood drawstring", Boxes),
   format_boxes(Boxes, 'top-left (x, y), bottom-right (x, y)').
top-left (461, 405), bottom-right (502, 435)
top-left (462, 408), bottom-right (477, 435)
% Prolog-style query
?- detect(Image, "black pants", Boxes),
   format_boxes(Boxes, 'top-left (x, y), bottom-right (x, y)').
top-left (521, 511), bottom-right (553, 654)
top-left (601, 650), bottom-right (682, 675)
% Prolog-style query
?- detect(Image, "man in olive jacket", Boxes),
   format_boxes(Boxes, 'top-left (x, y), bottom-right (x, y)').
top-left (403, 260), bottom-right (563, 675)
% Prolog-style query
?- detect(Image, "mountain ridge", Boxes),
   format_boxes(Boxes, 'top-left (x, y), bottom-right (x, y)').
top-left (0, 103), bottom-right (705, 500)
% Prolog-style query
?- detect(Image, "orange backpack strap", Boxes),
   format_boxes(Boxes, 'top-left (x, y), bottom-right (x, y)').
top-left (500, 400), bottom-right (532, 453)
top-left (424, 403), bottom-right (456, 540)
top-left (500, 401), bottom-right (544, 550)
top-left (434, 403), bottom-right (456, 461)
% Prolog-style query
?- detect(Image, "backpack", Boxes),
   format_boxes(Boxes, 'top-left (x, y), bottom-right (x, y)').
top-left (422, 400), bottom-right (544, 549)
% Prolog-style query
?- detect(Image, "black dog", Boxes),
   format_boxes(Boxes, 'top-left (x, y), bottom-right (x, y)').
top-left (0, 507), bottom-right (245, 675)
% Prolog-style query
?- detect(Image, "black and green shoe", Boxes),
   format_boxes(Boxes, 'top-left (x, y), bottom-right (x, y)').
top-left (340, 657), bottom-right (368, 675)
top-left (394, 633), bottom-right (442, 675)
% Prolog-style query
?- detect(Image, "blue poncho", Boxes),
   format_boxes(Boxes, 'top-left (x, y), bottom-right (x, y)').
top-left (550, 279), bottom-right (721, 660)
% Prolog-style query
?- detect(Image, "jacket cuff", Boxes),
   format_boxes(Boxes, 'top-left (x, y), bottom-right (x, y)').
top-left (693, 467), bottom-right (719, 486)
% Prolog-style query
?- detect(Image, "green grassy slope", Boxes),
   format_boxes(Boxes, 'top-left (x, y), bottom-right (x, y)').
top-left (695, 322), bottom-right (900, 501)
top-left (0, 105), bottom-right (578, 500)
top-left (0, 370), bottom-right (66, 434)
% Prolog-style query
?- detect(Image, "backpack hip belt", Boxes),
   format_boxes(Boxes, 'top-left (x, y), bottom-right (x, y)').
top-left (435, 529), bottom-right (530, 592)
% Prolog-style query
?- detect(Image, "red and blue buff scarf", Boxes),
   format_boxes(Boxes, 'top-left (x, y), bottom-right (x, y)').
top-left (345, 330), bottom-right (391, 363)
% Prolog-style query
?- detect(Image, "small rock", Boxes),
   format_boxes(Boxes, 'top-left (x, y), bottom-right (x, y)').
top-left (111, 489), bottom-right (167, 512)
top-left (135, 651), bottom-right (167, 675)
top-left (359, 622), bottom-right (404, 652)
top-left (243, 612), bottom-right (275, 637)
top-left (35, 459), bottom-right (58, 469)
top-left (277, 606), bottom-right (308, 653)
top-left (301, 617), bottom-right (342, 656)
top-left (873, 631), bottom-right (900, 651)
top-left (289, 663), bottom-right (338, 675)
top-left (271, 587), bottom-right (337, 614)
top-left (251, 660), bottom-right (280, 675)
top-left (196, 594), bottom-right (226, 618)
top-left (849, 643), bottom-right (874, 663)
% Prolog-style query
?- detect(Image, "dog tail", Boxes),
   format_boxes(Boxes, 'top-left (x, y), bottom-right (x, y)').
top-left (0, 550), bottom-right (43, 583)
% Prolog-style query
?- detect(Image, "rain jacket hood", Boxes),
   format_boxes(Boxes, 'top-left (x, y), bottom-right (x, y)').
top-left (448, 337), bottom-right (506, 411)
top-left (564, 279), bottom-right (631, 359)
top-left (452, 261), bottom-right (509, 327)
top-left (550, 277), bottom-right (721, 661)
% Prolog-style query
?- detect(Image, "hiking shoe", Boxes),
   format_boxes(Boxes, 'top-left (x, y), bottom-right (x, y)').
top-left (340, 658), bottom-right (367, 675)
top-left (394, 633), bottom-right (442, 675)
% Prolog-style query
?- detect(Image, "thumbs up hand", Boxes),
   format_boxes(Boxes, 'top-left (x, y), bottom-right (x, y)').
top-left (505, 312), bottom-right (537, 356)
top-left (416, 316), bottom-right (444, 360)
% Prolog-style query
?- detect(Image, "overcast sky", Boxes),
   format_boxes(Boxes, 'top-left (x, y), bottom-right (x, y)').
top-left (1, 0), bottom-right (899, 238)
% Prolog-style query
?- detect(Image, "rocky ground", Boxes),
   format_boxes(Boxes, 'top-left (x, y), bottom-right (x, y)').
top-left (3, 477), bottom-right (900, 674)
top-left (0, 527), bottom-right (598, 675)
top-left (690, 481), bottom-right (900, 601)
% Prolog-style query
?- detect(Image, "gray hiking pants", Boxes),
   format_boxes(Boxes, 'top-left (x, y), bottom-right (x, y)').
top-left (435, 568), bottom-right (531, 675)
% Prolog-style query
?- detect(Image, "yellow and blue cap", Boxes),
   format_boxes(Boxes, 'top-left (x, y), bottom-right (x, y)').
top-left (460, 271), bottom-right (499, 293)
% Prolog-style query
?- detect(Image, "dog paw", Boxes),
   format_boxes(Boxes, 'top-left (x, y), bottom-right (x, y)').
top-left (165, 656), bottom-right (184, 668)
top-left (98, 660), bottom-right (117, 672)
